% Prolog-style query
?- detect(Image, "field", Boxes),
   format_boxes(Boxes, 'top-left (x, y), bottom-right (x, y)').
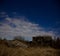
top-left (0, 42), bottom-right (60, 56)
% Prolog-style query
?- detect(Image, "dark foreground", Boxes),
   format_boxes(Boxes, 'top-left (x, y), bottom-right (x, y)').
top-left (0, 41), bottom-right (60, 56)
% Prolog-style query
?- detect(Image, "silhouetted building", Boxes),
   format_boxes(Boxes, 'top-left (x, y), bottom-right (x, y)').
top-left (32, 36), bottom-right (52, 46)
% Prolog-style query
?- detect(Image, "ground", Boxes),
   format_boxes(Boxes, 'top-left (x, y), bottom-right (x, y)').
top-left (0, 43), bottom-right (60, 56)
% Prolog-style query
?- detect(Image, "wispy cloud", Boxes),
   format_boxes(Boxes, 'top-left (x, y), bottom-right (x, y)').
top-left (0, 12), bottom-right (56, 40)
top-left (0, 12), bottom-right (8, 18)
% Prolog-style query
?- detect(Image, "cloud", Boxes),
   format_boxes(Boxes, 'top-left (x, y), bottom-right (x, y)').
top-left (0, 14), bottom-right (55, 40)
top-left (0, 12), bottom-right (6, 15)
top-left (0, 12), bottom-right (8, 18)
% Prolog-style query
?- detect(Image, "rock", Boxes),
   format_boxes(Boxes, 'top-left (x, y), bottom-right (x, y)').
top-left (6, 40), bottom-right (28, 48)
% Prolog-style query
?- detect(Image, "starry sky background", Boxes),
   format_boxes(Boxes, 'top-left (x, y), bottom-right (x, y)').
top-left (0, 0), bottom-right (60, 40)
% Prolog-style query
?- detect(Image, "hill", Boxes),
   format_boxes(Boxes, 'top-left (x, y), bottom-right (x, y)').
top-left (0, 40), bottom-right (60, 56)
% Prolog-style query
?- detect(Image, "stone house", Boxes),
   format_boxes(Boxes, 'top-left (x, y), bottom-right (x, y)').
top-left (32, 36), bottom-right (52, 46)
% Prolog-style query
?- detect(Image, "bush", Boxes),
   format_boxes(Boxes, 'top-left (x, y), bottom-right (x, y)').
top-left (14, 36), bottom-right (25, 41)
top-left (0, 37), bottom-right (2, 40)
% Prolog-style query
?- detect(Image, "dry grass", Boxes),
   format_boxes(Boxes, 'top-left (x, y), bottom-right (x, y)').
top-left (0, 41), bottom-right (60, 56)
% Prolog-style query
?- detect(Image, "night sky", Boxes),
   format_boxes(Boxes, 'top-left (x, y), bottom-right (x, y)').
top-left (0, 0), bottom-right (60, 40)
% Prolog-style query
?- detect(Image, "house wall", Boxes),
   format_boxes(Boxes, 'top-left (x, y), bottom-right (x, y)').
top-left (32, 36), bottom-right (52, 46)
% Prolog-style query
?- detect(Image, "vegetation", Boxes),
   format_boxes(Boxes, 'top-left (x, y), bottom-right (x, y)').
top-left (14, 36), bottom-right (25, 41)
top-left (0, 36), bottom-right (60, 56)
top-left (0, 44), bottom-right (60, 56)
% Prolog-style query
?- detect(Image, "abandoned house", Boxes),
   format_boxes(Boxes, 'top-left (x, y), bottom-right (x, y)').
top-left (32, 36), bottom-right (52, 46)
